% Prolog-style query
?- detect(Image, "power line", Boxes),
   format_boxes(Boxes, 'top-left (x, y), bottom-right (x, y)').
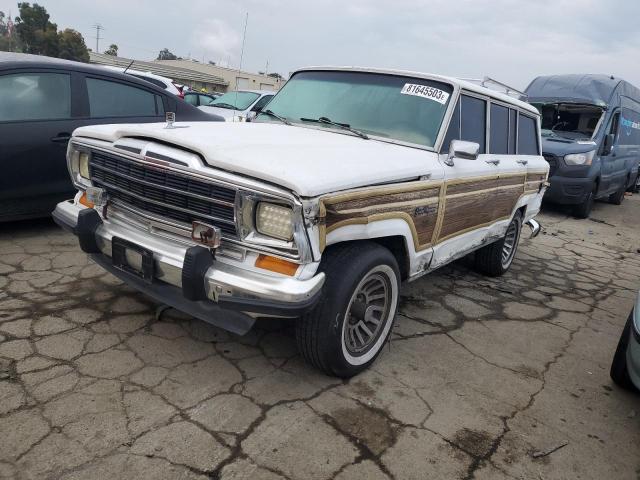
top-left (92, 23), bottom-right (103, 53)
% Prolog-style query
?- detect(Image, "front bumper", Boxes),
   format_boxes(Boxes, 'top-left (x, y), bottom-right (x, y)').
top-left (53, 200), bottom-right (325, 335)
top-left (543, 174), bottom-right (594, 205)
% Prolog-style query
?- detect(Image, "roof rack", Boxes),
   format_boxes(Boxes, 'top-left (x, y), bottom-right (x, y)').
top-left (459, 76), bottom-right (528, 99)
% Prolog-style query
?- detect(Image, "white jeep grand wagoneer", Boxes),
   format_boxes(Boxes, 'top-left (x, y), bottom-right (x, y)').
top-left (54, 67), bottom-right (548, 377)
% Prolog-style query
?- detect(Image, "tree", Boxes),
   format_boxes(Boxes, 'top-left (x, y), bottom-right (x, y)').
top-left (104, 43), bottom-right (118, 56)
top-left (267, 72), bottom-right (284, 80)
top-left (157, 48), bottom-right (179, 60)
top-left (15, 2), bottom-right (59, 56)
top-left (57, 28), bottom-right (89, 62)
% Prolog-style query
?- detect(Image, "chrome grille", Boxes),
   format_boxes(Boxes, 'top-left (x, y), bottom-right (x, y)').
top-left (543, 154), bottom-right (558, 177)
top-left (89, 151), bottom-right (237, 236)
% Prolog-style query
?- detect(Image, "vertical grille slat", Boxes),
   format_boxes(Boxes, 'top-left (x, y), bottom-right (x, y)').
top-left (88, 151), bottom-right (238, 236)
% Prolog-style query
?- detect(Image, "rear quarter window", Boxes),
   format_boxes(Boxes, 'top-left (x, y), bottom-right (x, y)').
top-left (517, 114), bottom-right (539, 155)
top-left (87, 77), bottom-right (162, 117)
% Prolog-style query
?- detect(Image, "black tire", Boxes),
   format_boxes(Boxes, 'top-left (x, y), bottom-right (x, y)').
top-left (295, 241), bottom-right (400, 378)
top-left (609, 181), bottom-right (626, 205)
top-left (474, 211), bottom-right (523, 277)
top-left (610, 313), bottom-right (638, 392)
top-left (573, 187), bottom-right (595, 219)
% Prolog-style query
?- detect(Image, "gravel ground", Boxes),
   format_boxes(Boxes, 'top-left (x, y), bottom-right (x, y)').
top-left (1, 195), bottom-right (639, 480)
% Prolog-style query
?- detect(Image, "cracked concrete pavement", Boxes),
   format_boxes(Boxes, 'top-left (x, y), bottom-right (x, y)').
top-left (1, 196), bottom-right (640, 480)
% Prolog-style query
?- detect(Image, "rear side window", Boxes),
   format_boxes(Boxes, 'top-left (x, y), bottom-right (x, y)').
top-left (0, 72), bottom-right (71, 122)
top-left (489, 104), bottom-right (509, 154)
top-left (460, 95), bottom-right (486, 153)
top-left (87, 78), bottom-right (163, 117)
top-left (517, 114), bottom-right (539, 155)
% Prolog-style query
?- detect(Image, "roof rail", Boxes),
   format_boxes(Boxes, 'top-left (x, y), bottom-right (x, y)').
top-left (459, 76), bottom-right (528, 99)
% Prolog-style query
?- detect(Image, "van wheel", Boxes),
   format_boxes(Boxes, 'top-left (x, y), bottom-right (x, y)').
top-left (610, 313), bottom-right (637, 392)
top-left (474, 211), bottom-right (522, 277)
top-left (574, 187), bottom-right (595, 219)
top-left (295, 242), bottom-right (400, 378)
top-left (609, 181), bottom-right (626, 205)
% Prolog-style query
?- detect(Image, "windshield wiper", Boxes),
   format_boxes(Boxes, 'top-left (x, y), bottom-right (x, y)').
top-left (300, 116), bottom-right (369, 139)
top-left (258, 109), bottom-right (291, 125)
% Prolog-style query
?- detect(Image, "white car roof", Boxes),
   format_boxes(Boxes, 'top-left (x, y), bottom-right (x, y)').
top-left (225, 89), bottom-right (274, 95)
top-left (294, 66), bottom-right (538, 115)
top-left (101, 65), bottom-right (174, 85)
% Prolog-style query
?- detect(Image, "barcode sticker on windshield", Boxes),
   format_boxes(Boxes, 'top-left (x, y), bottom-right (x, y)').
top-left (400, 84), bottom-right (449, 104)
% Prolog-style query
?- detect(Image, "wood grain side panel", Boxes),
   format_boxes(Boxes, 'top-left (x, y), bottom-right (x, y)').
top-left (321, 184), bottom-right (442, 251)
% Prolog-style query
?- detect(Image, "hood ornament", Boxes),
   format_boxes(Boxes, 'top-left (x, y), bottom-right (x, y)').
top-left (164, 112), bottom-right (189, 129)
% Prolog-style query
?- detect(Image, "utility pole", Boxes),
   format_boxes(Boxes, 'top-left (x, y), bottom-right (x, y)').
top-left (265, 60), bottom-right (269, 76)
top-left (92, 23), bottom-right (103, 53)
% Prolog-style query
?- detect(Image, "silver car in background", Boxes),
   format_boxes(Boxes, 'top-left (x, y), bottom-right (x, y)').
top-left (198, 89), bottom-right (274, 121)
top-left (611, 291), bottom-right (640, 392)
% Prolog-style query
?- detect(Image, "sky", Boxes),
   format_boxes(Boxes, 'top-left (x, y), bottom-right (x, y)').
top-left (1, 0), bottom-right (639, 89)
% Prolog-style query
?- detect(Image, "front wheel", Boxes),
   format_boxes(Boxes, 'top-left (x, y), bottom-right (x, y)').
top-left (574, 187), bottom-right (595, 219)
top-left (474, 211), bottom-right (522, 277)
top-left (610, 314), bottom-right (637, 392)
top-left (609, 181), bottom-right (626, 205)
top-left (295, 242), bottom-right (400, 378)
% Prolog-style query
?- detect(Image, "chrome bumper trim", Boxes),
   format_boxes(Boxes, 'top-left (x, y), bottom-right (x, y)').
top-left (525, 219), bottom-right (541, 239)
top-left (53, 201), bottom-right (325, 311)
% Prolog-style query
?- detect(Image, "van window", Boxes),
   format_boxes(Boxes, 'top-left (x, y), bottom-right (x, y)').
top-left (518, 114), bottom-right (539, 155)
top-left (460, 95), bottom-right (486, 153)
top-left (618, 109), bottom-right (640, 146)
top-left (509, 109), bottom-right (517, 154)
top-left (0, 72), bottom-right (71, 122)
top-left (87, 78), bottom-right (163, 117)
top-left (490, 104), bottom-right (509, 154)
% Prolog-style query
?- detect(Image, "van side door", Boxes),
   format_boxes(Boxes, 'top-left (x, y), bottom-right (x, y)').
top-left (599, 110), bottom-right (621, 194)
top-left (617, 109), bottom-right (640, 190)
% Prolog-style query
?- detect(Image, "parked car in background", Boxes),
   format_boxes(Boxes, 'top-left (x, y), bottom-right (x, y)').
top-left (198, 89), bottom-right (274, 121)
top-left (53, 67), bottom-right (547, 377)
top-left (184, 91), bottom-right (219, 107)
top-left (102, 65), bottom-right (184, 98)
top-left (0, 52), bottom-right (217, 222)
top-left (525, 74), bottom-right (640, 218)
top-left (610, 290), bottom-right (640, 392)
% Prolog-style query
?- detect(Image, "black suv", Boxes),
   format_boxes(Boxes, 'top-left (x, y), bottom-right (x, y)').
top-left (0, 52), bottom-right (218, 221)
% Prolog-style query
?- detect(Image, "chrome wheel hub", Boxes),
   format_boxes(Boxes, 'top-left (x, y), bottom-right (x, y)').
top-left (501, 219), bottom-right (520, 268)
top-left (344, 272), bottom-right (392, 355)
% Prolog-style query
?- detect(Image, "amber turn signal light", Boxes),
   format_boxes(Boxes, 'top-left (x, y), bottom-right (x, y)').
top-left (254, 254), bottom-right (299, 276)
top-left (79, 191), bottom-right (94, 208)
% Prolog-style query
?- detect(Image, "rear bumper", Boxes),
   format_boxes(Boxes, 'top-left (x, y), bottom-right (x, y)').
top-left (543, 175), bottom-right (594, 205)
top-left (53, 200), bottom-right (325, 335)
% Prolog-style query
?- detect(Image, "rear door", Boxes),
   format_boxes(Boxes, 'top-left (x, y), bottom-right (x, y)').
top-left (0, 68), bottom-right (85, 218)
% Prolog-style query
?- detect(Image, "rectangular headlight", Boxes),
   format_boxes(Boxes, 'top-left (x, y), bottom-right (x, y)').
top-left (255, 202), bottom-right (294, 241)
top-left (564, 150), bottom-right (595, 166)
top-left (79, 152), bottom-right (90, 179)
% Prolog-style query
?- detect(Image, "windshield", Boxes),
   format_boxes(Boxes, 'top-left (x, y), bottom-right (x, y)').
top-left (211, 91), bottom-right (260, 110)
top-left (532, 102), bottom-right (604, 141)
top-left (255, 70), bottom-right (454, 147)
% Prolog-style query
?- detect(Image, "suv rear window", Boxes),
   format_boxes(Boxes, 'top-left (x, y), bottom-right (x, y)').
top-left (518, 114), bottom-right (539, 155)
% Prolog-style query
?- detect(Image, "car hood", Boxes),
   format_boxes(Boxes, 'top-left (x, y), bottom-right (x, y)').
top-left (540, 135), bottom-right (598, 157)
top-left (197, 106), bottom-right (240, 119)
top-left (72, 122), bottom-right (436, 197)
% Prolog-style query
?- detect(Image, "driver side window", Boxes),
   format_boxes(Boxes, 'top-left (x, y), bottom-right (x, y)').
top-left (251, 95), bottom-right (273, 112)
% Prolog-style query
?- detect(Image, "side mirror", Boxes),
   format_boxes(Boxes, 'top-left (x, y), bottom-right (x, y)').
top-left (445, 140), bottom-right (480, 166)
top-left (602, 133), bottom-right (615, 156)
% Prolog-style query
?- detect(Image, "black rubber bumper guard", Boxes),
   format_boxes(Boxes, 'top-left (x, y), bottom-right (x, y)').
top-left (53, 208), bottom-right (321, 335)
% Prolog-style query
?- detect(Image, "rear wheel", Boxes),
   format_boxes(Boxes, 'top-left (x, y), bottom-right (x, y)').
top-left (610, 313), bottom-right (637, 392)
top-left (296, 242), bottom-right (400, 378)
top-left (474, 211), bottom-right (522, 277)
top-left (573, 186), bottom-right (595, 219)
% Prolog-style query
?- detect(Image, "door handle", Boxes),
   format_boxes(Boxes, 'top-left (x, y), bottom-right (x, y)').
top-left (516, 159), bottom-right (528, 166)
top-left (485, 159), bottom-right (500, 165)
top-left (50, 133), bottom-right (71, 143)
